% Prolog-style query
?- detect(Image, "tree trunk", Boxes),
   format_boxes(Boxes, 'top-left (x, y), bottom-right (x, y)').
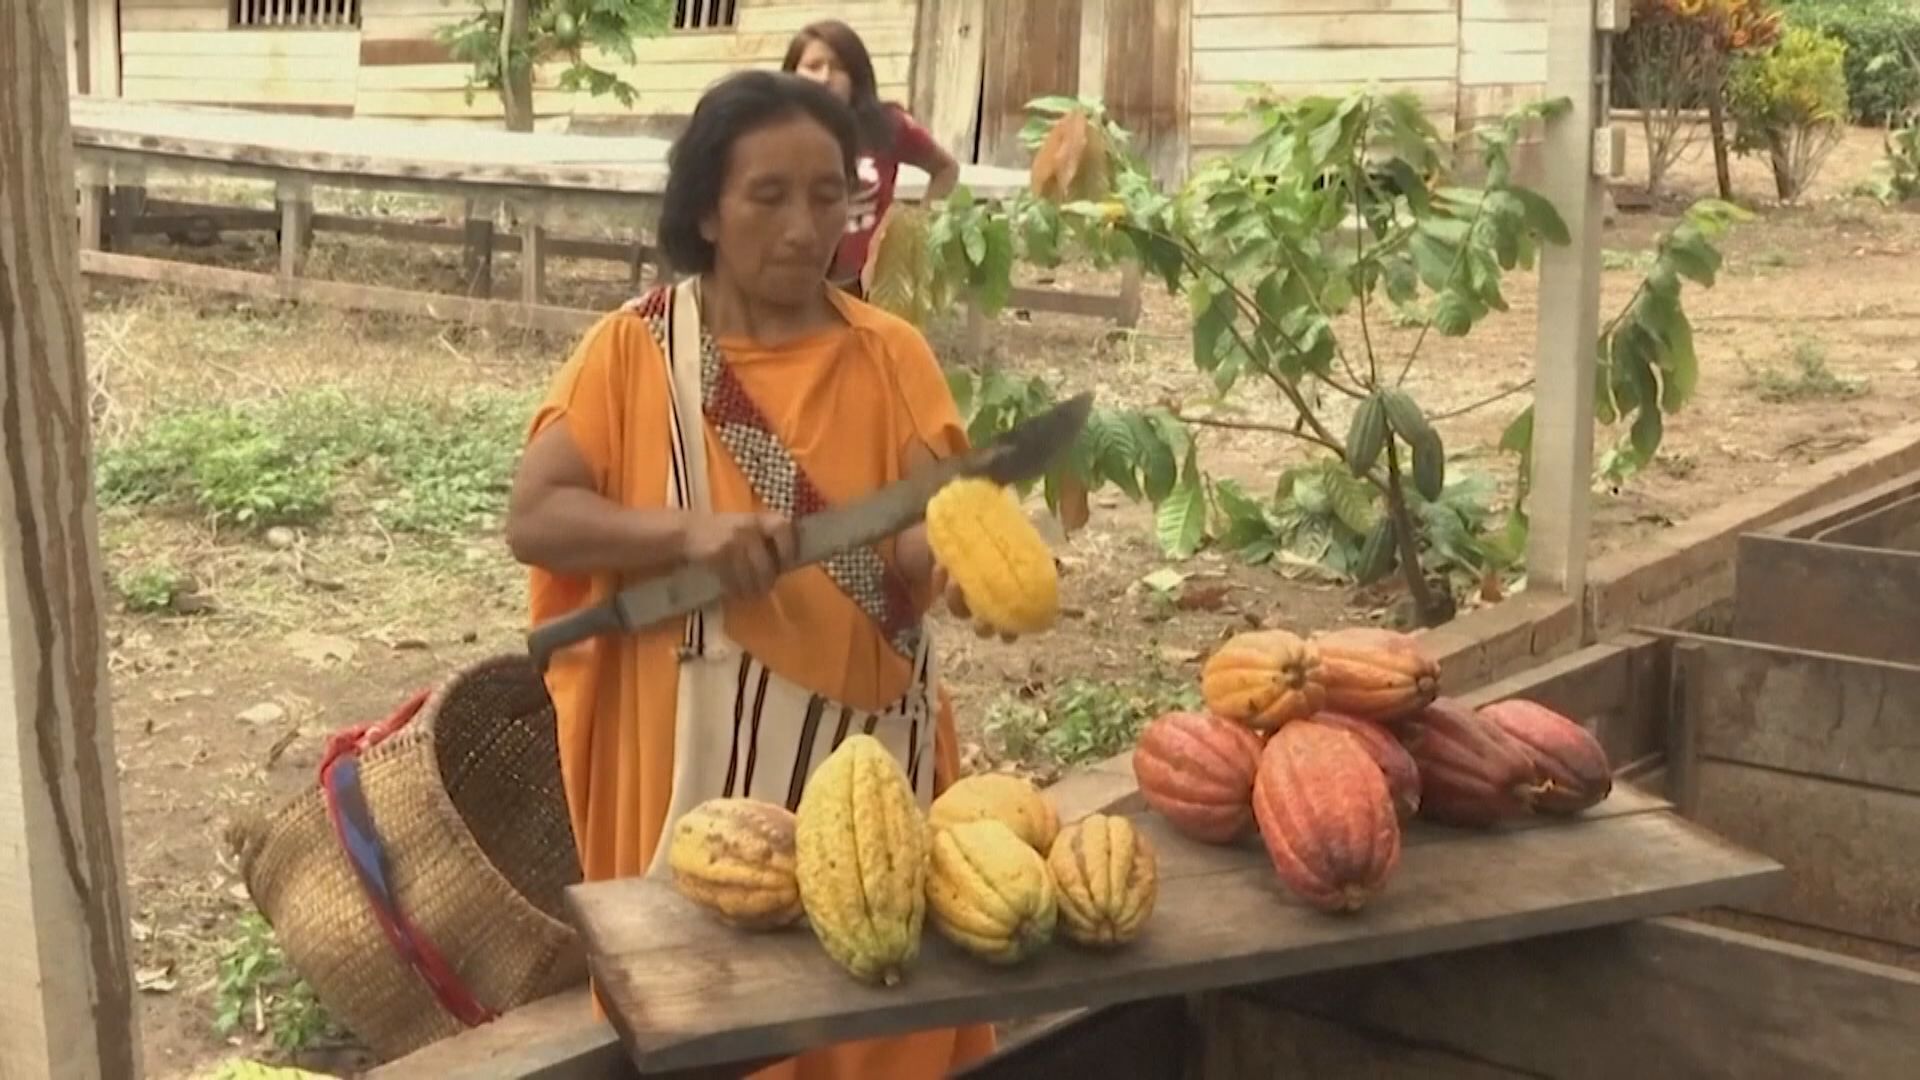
top-left (1768, 131), bottom-right (1795, 202)
top-left (1707, 88), bottom-right (1734, 200)
top-left (0, 2), bottom-right (141, 1078)
top-left (1383, 440), bottom-right (1450, 628)
top-left (500, 0), bottom-right (535, 133)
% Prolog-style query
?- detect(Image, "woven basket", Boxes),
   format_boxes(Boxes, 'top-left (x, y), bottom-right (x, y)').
top-left (232, 654), bottom-right (588, 1061)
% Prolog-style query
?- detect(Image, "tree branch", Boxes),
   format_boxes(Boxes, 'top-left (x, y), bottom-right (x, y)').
top-left (1431, 380), bottom-right (1535, 421)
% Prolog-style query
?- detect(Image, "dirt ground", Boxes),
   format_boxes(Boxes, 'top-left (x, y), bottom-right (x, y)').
top-left (92, 122), bottom-right (1920, 1076)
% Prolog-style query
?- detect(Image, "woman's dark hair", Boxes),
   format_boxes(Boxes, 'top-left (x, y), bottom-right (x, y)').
top-left (658, 70), bottom-right (860, 274)
top-left (780, 19), bottom-right (897, 154)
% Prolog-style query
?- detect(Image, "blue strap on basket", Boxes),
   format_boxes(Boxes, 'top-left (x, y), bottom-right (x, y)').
top-left (320, 691), bottom-right (499, 1028)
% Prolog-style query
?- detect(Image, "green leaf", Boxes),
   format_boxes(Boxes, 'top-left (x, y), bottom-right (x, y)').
top-left (1410, 427), bottom-right (1446, 501)
top-left (1509, 188), bottom-right (1570, 245)
top-left (979, 215), bottom-right (1016, 312)
top-left (1410, 231), bottom-right (1456, 290)
top-left (1325, 465), bottom-right (1380, 535)
top-left (1499, 404), bottom-right (1533, 460)
top-left (962, 218), bottom-right (988, 266)
top-left (1156, 475), bottom-right (1209, 558)
top-left (1135, 414), bottom-right (1180, 502)
top-left (1431, 290), bottom-right (1474, 336)
top-left (1659, 311), bottom-right (1698, 411)
top-left (1346, 394), bottom-right (1388, 475)
top-left (1190, 284), bottom-right (1234, 372)
top-left (1629, 401), bottom-right (1663, 462)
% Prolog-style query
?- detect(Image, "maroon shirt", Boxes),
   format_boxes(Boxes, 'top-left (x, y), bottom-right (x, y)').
top-left (832, 105), bottom-right (942, 284)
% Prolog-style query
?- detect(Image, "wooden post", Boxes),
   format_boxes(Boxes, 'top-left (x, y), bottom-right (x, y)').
top-left (910, 0), bottom-right (987, 161)
top-left (85, 0), bottom-right (119, 99)
top-left (520, 207), bottom-right (549, 306)
top-left (276, 178), bottom-right (313, 281)
top-left (1525, 0), bottom-right (1605, 598)
top-left (1077, 0), bottom-right (1107, 105)
top-left (463, 200), bottom-right (496, 299)
top-left (1, 1), bottom-right (141, 1077)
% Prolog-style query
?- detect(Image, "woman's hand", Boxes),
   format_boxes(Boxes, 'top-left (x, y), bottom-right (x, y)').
top-left (930, 561), bottom-right (1019, 644)
top-left (683, 511), bottom-right (796, 597)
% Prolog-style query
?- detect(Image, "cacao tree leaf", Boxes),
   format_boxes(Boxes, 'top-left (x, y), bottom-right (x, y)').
top-left (1156, 473), bottom-right (1209, 559)
top-left (1499, 404), bottom-right (1533, 461)
top-left (1190, 284), bottom-right (1234, 372)
top-left (1355, 517), bottom-right (1397, 585)
top-left (979, 215), bottom-right (1016, 312)
top-left (1410, 426), bottom-right (1446, 501)
top-left (961, 218), bottom-right (988, 266)
top-left (1410, 231), bottom-right (1456, 290)
top-left (1431, 289), bottom-right (1475, 336)
top-left (1326, 465), bottom-right (1380, 535)
top-left (1663, 223), bottom-right (1720, 286)
top-left (1508, 187), bottom-right (1570, 245)
top-left (1345, 394), bottom-right (1388, 476)
top-left (1135, 414), bottom-right (1180, 503)
top-left (1658, 310), bottom-right (1698, 411)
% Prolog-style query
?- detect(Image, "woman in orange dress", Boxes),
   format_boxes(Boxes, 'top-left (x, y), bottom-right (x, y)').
top-left (505, 70), bottom-right (1000, 1079)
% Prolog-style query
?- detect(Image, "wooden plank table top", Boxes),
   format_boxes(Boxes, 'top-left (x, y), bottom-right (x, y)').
top-left (67, 97), bottom-right (1031, 200)
top-left (566, 783), bottom-right (1784, 1076)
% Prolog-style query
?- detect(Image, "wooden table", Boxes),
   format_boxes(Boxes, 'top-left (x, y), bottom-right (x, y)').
top-left (567, 782), bottom-right (1781, 1076)
top-left (66, 98), bottom-right (1139, 343)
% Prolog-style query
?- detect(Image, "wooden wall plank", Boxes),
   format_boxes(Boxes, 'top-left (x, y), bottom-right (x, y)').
top-left (1733, 534), bottom-right (1920, 668)
top-left (1191, 78), bottom-right (1456, 119)
top-left (737, 0), bottom-right (916, 34)
top-left (1461, 0), bottom-right (1547, 18)
top-left (1195, 44), bottom-right (1456, 84)
top-left (121, 29), bottom-right (362, 57)
top-left (1247, 917), bottom-right (1920, 1079)
top-left (978, 0), bottom-right (1080, 167)
top-left (909, 0), bottom-right (986, 159)
top-left (1192, 998), bottom-right (1523, 1078)
top-left (1694, 760), bottom-right (1920, 949)
top-left (119, 7), bottom-right (227, 32)
top-left (1459, 50), bottom-right (1547, 86)
top-left (125, 77), bottom-right (361, 107)
top-left (1820, 492), bottom-right (1920, 551)
top-left (1195, 0), bottom-right (1453, 13)
top-left (1192, 12), bottom-right (1458, 51)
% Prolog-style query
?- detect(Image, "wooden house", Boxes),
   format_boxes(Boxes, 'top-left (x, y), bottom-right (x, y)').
top-left (70, 0), bottom-right (1555, 188)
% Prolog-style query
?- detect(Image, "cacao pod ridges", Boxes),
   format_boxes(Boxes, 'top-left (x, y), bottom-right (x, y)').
top-left (1479, 698), bottom-right (1613, 816)
top-left (1252, 722), bottom-right (1401, 914)
top-left (794, 735), bottom-right (928, 987)
top-left (926, 819), bottom-right (1058, 965)
top-left (1047, 813), bottom-right (1159, 948)
top-left (1396, 698), bottom-right (1545, 828)
top-left (666, 797), bottom-right (805, 930)
top-left (1131, 710), bottom-right (1265, 844)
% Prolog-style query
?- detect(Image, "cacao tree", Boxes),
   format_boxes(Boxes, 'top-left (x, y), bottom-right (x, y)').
top-left (864, 91), bottom-right (1741, 626)
top-left (439, 0), bottom-right (672, 129)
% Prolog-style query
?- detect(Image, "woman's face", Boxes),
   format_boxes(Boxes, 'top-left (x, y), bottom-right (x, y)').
top-left (792, 39), bottom-right (853, 103)
top-left (700, 113), bottom-right (849, 307)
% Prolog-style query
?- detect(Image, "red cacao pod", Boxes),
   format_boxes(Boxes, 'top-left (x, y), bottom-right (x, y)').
top-left (1251, 721), bottom-right (1401, 913)
top-left (1479, 699), bottom-right (1612, 815)
top-left (1395, 697), bottom-right (1542, 827)
top-left (1132, 711), bottom-right (1265, 844)
top-left (1307, 711), bottom-right (1422, 822)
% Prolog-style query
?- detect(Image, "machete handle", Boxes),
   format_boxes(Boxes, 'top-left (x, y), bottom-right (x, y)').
top-left (526, 602), bottom-right (625, 673)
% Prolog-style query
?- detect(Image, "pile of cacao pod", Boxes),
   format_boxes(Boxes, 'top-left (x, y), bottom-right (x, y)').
top-left (1134, 625), bottom-right (1613, 914)
top-left (664, 736), bottom-right (1159, 986)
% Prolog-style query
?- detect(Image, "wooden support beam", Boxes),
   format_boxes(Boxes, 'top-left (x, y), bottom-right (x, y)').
top-left (276, 178), bottom-right (313, 281)
top-left (0, 2), bottom-right (141, 1076)
top-left (1525, 0), bottom-right (1604, 597)
top-left (522, 212), bottom-right (550, 307)
top-left (84, 0), bottom-right (119, 99)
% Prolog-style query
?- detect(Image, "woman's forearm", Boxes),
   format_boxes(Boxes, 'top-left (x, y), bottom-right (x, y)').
top-left (507, 487), bottom-right (691, 578)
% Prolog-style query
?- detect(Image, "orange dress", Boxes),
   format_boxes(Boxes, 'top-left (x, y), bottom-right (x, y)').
top-left (526, 283), bottom-right (997, 1079)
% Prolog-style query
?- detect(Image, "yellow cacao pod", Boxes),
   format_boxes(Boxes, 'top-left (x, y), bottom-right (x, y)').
top-left (926, 819), bottom-right (1058, 964)
top-left (928, 773), bottom-right (1060, 854)
top-left (1046, 814), bottom-right (1158, 947)
top-left (666, 798), bottom-right (804, 930)
top-left (925, 476), bottom-right (1059, 636)
top-left (794, 734), bottom-right (927, 986)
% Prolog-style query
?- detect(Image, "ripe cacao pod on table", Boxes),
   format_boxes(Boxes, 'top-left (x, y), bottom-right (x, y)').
top-left (1479, 699), bottom-right (1613, 815)
top-left (1132, 710), bottom-right (1266, 844)
top-left (666, 798), bottom-right (805, 930)
top-left (929, 773), bottom-right (1061, 854)
top-left (1308, 626), bottom-right (1440, 721)
top-left (794, 735), bottom-right (928, 986)
top-left (1306, 711), bottom-right (1422, 823)
top-left (927, 819), bottom-right (1058, 965)
top-left (1395, 698), bottom-right (1543, 827)
top-left (1047, 813), bottom-right (1158, 948)
top-left (1251, 721), bottom-right (1401, 913)
top-left (1200, 629), bottom-right (1327, 734)
top-left (926, 476), bottom-right (1060, 637)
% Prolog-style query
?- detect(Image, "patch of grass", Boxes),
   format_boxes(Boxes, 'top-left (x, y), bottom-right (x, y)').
top-left (213, 913), bottom-right (343, 1055)
top-left (1745, 338), bottom-right (1868, 403)
top-left (981, 673), bottom-right (1202, 775)
top-left (97, 387), bottom-right (534, 535)
top-left (1601, 248), bottom-right (1656, 273)
top-left (115, 561), bottom-right (190, 614)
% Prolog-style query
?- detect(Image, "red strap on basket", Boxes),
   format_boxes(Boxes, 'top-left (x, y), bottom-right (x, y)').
top-left (319, 689), bottom-right (500, 1029)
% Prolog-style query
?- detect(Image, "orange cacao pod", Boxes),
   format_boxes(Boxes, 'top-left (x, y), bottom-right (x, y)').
top-left (1479, 699), bottom-right (1612, 815)
top-left (1251, 722), bottom-right (1401, 913)
top-left (1132, 711), bottom-right (1266, 844)
top-left (1200, 630), bottom-right (1327, 733)
top-left (1309, 627), bottom-right (1440, 721)
top-left (1395, 698), bottom-right (1542, 827)
top-left (1307, 711), bottom-right (1421, 822)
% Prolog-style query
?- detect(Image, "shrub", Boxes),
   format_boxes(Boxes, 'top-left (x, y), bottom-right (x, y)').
top-left (1781, 0), bottom-right (1920, 125)
top-left (1868, 123), bottom-right (1920, 200)
top-left (1616, 0), bottom-right (1783, 196)
top-left (1728, 26), bottom-right (1853, 200)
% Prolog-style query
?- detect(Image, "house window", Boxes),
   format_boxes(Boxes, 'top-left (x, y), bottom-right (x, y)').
top-left (231, 0), bottom-right (360, 29)
top-left (674, 0), bottom-right (738, 31)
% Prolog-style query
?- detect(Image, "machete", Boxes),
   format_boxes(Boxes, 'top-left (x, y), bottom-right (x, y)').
top-left (525, 391), bottom-right (1094, 672)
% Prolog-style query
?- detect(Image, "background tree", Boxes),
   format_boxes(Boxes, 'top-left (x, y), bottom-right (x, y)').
top-left (440, 0), bottom-right (673, 132)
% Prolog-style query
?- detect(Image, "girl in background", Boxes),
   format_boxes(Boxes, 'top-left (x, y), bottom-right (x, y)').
top-left (783, 19), bottom-right (961, 295)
